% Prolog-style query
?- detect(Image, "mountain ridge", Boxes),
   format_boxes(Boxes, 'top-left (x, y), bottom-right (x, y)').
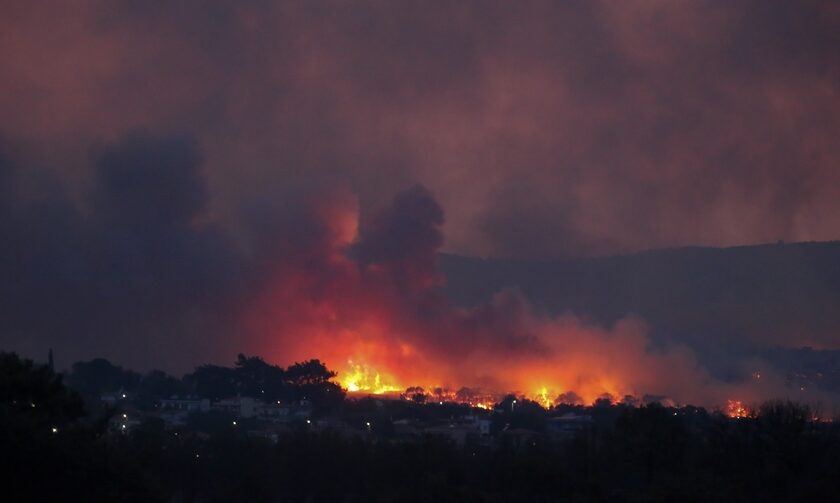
top-left (440, 240), bottom-right (840, 380)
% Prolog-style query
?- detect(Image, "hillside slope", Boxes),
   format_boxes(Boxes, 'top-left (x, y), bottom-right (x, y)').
top-left (441, 241), bottom-right (840, 380)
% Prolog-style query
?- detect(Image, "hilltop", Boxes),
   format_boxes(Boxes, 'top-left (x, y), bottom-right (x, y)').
top-left (441, 241), bottom-right (840, 384)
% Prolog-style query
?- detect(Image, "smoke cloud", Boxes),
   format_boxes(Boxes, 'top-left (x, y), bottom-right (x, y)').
top-left (245, 183), bottom-right (828, 408)
top-left (1, 1), bottom-right (839, 408)
top-left (1, 1), bottom-right (839, 258)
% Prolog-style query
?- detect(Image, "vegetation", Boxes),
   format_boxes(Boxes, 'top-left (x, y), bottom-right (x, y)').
top-left (3, 351), bottom-right (840, 502)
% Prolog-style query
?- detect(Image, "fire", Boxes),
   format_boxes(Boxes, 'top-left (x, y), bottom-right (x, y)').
top-left (534, 387), bottom-right (553, 408)
top-left (339, 360), bottom-right (402, 395)
top-left (727, 400), bottom-right (749, 418)
top-left (246, 187), bottom-right (779, 412)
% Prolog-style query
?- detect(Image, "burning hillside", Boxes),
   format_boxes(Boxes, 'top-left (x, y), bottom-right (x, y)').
top-left (245, 186), bottom-right (830, 410)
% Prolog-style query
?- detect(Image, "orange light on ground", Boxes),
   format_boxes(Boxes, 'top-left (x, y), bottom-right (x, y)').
top-left (727, 399), bottom-right (749, 418)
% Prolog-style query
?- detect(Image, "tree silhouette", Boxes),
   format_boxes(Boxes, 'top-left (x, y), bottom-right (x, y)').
top-left (0, 351), bottom-right (84, 430)
top-left (234, 353), bottom-right (285, 399)
top-left (284, 359), bottom-right (336, 385)
top-left (184, 364), bottom-right (238, 400)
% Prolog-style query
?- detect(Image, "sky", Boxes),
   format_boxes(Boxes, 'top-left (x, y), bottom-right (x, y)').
top-left (3, 0), bottom-right (839, 258)
top-left (1, 1), bottom-right (840, 401)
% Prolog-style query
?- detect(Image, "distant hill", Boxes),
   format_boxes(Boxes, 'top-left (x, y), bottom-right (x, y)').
top-left (440, 241), bottom-right (840, 381)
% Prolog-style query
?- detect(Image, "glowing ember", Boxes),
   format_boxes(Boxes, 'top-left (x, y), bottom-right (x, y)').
top-left (727, 400), bottom-right (749, 418)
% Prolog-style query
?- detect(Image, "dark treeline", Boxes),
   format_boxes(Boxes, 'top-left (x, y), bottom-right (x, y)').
top-left (64, 353), bottom-right (345, 414)
top-left (3, 351), bottom-right (840, 502)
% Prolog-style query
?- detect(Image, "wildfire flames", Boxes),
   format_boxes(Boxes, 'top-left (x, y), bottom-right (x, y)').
top-left (336, 357), bottom-right (767, 414)
top-left (244, 186), bottom-right (808, 411)
top-left (726, 400), bottom-right (749, 418)
top-left (340, 361), bottom-right (401, 395)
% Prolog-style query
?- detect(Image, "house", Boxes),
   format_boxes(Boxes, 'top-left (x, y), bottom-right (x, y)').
top-left (258, 402), bottom-right (292, 422)
top-left (100, 388), bottom-right (133, 406)
top-left (213, 396), bottom-right (258, 418)
top-left (157, 396), bottom-right (211, 427)
top-left (160, 396), bottom-right (210, 413)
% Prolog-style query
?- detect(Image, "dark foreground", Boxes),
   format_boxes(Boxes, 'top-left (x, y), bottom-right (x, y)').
top-left (3, 352), bottom-right (840, 502)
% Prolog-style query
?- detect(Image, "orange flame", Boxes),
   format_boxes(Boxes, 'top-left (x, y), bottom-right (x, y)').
top-left (727, 400), bottom-right (749, 418)
top-left (339, 360), bottom-right (401, 394)
top-left (245, 193), bottom-right (781, 411)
